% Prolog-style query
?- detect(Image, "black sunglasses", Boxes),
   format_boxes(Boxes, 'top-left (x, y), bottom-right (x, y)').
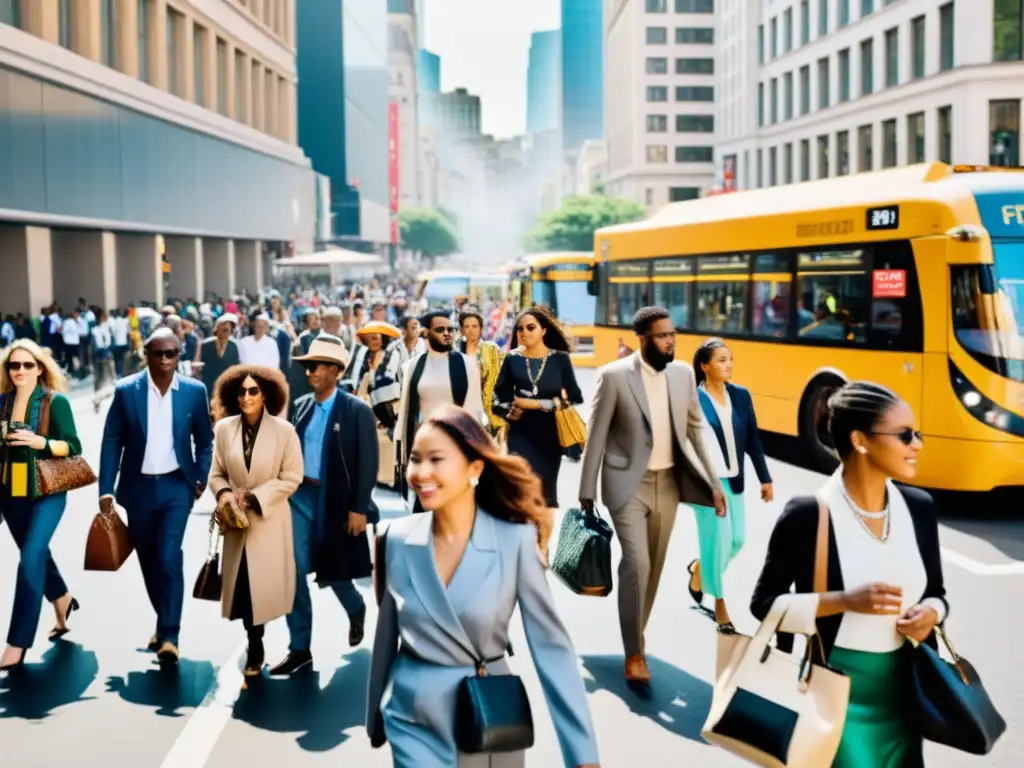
top-left (6, 361), bottom-right (37, 372)
top-left (869, 428), bottom-right (923, 445)
top-left (237, 386), bottom-right (261, 398)
top-left (431, 326), bottom-right (454, 334)
top-left (148, 349), bottom-right (180, 360)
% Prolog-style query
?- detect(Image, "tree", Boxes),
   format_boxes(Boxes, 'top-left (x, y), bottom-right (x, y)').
top-left (399, 207), bottom-right (459, 265)
top-left (523, 194), bottom-right (646, 253)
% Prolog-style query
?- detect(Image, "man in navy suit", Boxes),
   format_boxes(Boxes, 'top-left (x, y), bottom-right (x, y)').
top-left (99, 328), bottom-right (214, 664)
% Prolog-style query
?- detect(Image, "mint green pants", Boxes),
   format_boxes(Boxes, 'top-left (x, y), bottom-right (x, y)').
top-left (691, 480), bottom-right (745, 599)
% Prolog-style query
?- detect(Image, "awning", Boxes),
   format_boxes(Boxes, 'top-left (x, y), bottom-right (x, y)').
top-left (274, 249), bottom-right (384, 268)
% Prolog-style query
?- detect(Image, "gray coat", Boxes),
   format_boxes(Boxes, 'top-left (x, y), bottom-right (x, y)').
top-left (578, 352), bottom-right (722, 512)
top-left (366, 509), bottom-right (599, 768)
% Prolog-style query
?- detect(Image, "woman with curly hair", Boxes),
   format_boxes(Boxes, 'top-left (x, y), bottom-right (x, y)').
top-left (208, 365), bottom-right (303, 677)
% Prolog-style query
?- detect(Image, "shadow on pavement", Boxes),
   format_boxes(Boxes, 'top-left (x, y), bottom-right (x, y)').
top-left (231, 648), bottom-right (370, 752)
top-left (0, 640), bottom-right (99, 720)
top-left (938, 518), bottom-right (1024, 561)
top-left (580, 654), bottom-right (712, 742)
top-left (104, 658), bottom-right (215, 717)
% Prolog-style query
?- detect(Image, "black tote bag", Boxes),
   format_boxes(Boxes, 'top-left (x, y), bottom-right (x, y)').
top-left (551, 506), bottom-right (614, 597)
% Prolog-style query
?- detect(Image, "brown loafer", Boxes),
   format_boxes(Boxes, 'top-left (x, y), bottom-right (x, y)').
top-left (625, 654), bottom-right (650, 685)
top-left (157, 642), bottom-right (180, 665)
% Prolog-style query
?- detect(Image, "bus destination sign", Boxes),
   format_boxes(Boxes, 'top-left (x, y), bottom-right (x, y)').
top-left (867, 205), bottom-right (900, 231)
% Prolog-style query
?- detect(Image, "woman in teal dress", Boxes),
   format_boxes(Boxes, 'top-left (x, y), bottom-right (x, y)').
top-left (751, 381), bottom-right (948, 767)
top-left (0, 340), bottom-right (84, 671)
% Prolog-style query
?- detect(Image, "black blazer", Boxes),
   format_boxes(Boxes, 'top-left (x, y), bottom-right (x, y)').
top-left (750, 484), bottom-right (948, 665)
top-left (697, 382), bottom-right (771, 495)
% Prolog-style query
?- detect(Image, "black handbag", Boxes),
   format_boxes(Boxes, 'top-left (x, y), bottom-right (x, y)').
top-left (455, 658), bottom-right (535, 754)
top-left (906, 626), bottom-right (1005, 755)
top-left (551, 506), bottom-right (614, 597)
top-left (192, 514), bottom-right (222, 602)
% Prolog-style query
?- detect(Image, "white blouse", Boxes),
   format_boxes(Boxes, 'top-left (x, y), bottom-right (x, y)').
top-left (699, 388), bottom-right (739, 480)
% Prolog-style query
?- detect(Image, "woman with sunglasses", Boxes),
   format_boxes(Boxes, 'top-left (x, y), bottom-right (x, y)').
top-left (208, 365), bottom-right (303, 677)
top-left (0, 340), bottom-right (83, 671)
top-left (750, 381), bottom-right (946, 767)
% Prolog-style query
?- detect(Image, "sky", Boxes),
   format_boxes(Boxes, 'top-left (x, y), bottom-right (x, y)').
top-left (422, 0), bottom-right (559, 139)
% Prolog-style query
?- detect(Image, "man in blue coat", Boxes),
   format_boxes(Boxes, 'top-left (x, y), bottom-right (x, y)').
top-left (270, 334), bottom-right (379, 676)
top-left (99, 328), bottom-right (214, 664)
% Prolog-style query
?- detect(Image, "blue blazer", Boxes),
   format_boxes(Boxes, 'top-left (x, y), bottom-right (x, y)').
top-left (99, 372), bottom-right (215, 507)
top-left (698, 382), bottom-right (772, 495)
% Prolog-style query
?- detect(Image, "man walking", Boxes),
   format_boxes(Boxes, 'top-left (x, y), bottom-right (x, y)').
top-left (579, 306), bottom-right (725, 686)
top-left (98, 328), bottom-right (214, 664)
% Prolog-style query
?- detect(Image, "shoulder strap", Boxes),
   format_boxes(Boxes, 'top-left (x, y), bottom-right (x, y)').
top-left (373, 527), bottom-right (388, 607)
top-left (38, 392), bottom-right (53, 438)
top-left (813, 493), bottom-right (830, 594)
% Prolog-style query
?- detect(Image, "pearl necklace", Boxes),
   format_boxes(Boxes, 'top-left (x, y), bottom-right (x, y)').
top-left (840, 483), bottom-right (890, 542)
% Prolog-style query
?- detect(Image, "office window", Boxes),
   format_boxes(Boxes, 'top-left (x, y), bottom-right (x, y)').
top-left (817, 135), bottom-right (829, 178)
top-left (993, 0), bottom-right (1022, 61)
top-left (800, 139), bottom-right (810, 181)
top-left (676, 86), bottom-right (714, 101)
top-left (677, 115), bottom-right (714, 132)
top-left (882, 119), bottom-right (897, 167)
top-left (770, 78), bottom-right (778, 123)
top-left (98, 0), bottom-right (116, 66)
top-left (756, 148), bottom-right (763, 187)
top-left (907, 112), bottom-right (925, 163)
top-left (784, 143), bottom-right (794, 184)
top-left (860, 38), bottom-right (874, 95)
top-left (216, 39), bottom-right (228, 115)
top-left (839, 0), bottom-right (851, 27)
top-left (167, 9), bottom-right (182, 96)
top-left (695, 255), bottom-right (750, 333)
top-left (837, 130), bottom-right (850, 174)
top-left (769, 147), bottom-right (778, 185)
top-left (940, 3), bottom-right (954, 70)
top-left (676, 58), bottom-right (714, 74)
top-left (193, 26), bottom-right (206, 104)
top-left (799, 65), bottom-right (810, 115)
top-left (676, 146), bottom-right (714, 162)
top-left (858, 124), bottom-right (873, 171)
top-left (646, 0), bottom-right (667, 11)
top-left (58, 0), bottom-right (71, 49)
top-left (801, 1), bottom-right (810, 44)
top-left (264, 68), bottom-right (273, 133)
top-left (861, 0), bottom-right (874, 15)
top-left (990, 99), bottom-right (1020, 166)
top-left (138, 0), bottom-right (148, 82)
top-left (770, 17), bottom-right (778, 58)
top-left (783, 8), bottom-right (793, 52)
top-left (757, 24), bottom-right (764, 63)
top-left (646, 57), bottom-right (668, 74)
top-left (784, 72), bottom-right (794, 120)
top-left (670, 187), bottom-right (701, 202)
top-left (676, 27), bottom-right (714, 43)
top-left (938, 105), bottom-right (952, 163)
top-left (818, 57), bottom-right (830, 109)
top-left (234, 50), bottom-right (245, 120)
top-left (818, 0), bottom-right (828, 35)
top-left (646, 85), bottom-right (669, 102)
top-left (884, 27), bottom-right (899, 87)
top-left (675, 0), bottom-right (713, 11)
top-left (838, 49), bottom-right (850, 102)
top-left (910, 16), bottom-right (926, 79)
top-left (758, 82), bottom-right (765, 126)
top-left (647, 145), bottom-right (669, 163)
top-left (0, 0), bottom-right (21, 28)
top-left (646, 26), bottom-right (668, 43)
top-left (647, 115), bottom-right (668, 132)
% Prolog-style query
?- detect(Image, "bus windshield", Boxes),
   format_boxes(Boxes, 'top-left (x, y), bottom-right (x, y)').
top-left (531, 280), bottom-right (596, 325)
top-left (423, 275), bottom-right (470, 305)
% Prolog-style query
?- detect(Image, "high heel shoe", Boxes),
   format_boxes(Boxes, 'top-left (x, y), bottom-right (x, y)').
top-left (49, 597), bottom-right (80, 641)
top-left (0, 649), bottom-right (26, 672)
top-left (686, 559), bottom-right (704, 607)
top-left (244, 639), bottom-right (265, 677)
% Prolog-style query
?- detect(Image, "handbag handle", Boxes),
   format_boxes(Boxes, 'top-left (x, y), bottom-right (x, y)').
top-left (205, 512), bottom-right (221, 558)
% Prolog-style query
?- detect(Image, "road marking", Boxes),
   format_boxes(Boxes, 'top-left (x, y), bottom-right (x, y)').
top-left (160, 642), bottom-right (247, 768)
top-left (941, 547), bottom-right (1024, 576)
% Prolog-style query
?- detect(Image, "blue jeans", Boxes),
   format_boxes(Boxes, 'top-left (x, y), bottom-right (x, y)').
top-left (3, 493), bottom-right (69, 649)
top-left (126, 473), bottom-right (193, 646)
top-left (287, 485), bottom-right (366, 653)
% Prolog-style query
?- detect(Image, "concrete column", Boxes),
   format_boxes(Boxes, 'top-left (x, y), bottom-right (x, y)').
top-left (115, 0), bottom-right (138, 77)
top-left (72, 0), bottom-right (102, 61)
top-left (116, 233), bottom-right (162, 308)
top-left (202, 238), bottom-right (234, 300)
top-left (233, 240), bottom-right (262, 296)
top-left (0, 225), bottom-right (54, 317)
top-left (101, 232), bottom-right (118, 309)
top-left (52, 230), bottom-right (116, 310)
top-left (224, 41), bottom-right (237, 119)
top-left (148, 0), bottom-right (168, 92)
top-left (165, 236), bottom-right (203, 301)
top-left (23, 0), bottom-right (59, 44)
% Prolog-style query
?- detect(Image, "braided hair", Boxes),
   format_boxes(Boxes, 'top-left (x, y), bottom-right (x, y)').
top-left (692, 337), bottom-right (728, 387)
top-left (826, 381), bottom-right (901, 458)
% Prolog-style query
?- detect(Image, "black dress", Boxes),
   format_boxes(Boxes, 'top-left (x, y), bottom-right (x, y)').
top-left (493, 350), bottom-right (583, 506)
top-left (229, 415), bottom-right (262, 630)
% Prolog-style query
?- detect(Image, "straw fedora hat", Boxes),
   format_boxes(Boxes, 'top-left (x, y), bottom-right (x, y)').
top-left (292, 333), bottom-right (350, 369)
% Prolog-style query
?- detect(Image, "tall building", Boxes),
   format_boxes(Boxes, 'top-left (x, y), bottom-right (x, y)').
top-left (604, 0), bottom-right (717, 210)
top-left (718, 0), bottom-right (1024, 190)
top-left (562, 0), bottom-right (604, 154)
top-left (297, 0), bottom-right (389, 244)
top-left (417, 49), bottom-right (441, 93)
top-left (0, 0), bottom-right (312, 313)
top-left (437, 88), bottom-right (483, 136)
top-left (527, 30), bottom-right (561, 135)
top-left (389, 9), bottom-right (422, 208)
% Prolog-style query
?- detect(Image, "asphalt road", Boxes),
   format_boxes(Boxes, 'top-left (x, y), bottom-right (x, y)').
top-left (0, 371), bottom-right (1020, 767)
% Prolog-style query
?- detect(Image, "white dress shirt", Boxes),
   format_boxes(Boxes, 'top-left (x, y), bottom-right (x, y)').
top-left (237, 334), bottom-right (281, 369)
top-left (61, 320), bottom-right (80, 345)
top-left (639, 357), bottom-right (674, 471)
top-left (112, 317), bottom-right (129, 346)
top-left (141, 372), bottom-right (181, 475)
top-left (700, 388), bottom-right (739, 479)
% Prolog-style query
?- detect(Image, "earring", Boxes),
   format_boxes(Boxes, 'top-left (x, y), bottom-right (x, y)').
top-left (470, 477), bottom-right (479, 488)
top-left (856, 446), bottom-right (868, 455)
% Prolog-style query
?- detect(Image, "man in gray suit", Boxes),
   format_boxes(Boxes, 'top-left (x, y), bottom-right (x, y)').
top-left (579, 306), bottom-right (725, 686)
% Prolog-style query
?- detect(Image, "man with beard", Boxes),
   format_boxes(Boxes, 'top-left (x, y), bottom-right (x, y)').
top-left (578, 306), bottom-right (725, 687)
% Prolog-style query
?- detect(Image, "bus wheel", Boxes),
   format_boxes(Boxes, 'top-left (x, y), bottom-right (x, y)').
top-left (799, 376), bottom-right (844, 474)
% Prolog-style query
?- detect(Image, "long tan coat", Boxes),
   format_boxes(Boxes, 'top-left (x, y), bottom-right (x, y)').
top-left (208, 413), bottom-right (303, 626)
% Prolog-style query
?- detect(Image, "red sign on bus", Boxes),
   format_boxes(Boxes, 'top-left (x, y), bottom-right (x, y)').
top-left (872, 269), bottom-right (907, 298)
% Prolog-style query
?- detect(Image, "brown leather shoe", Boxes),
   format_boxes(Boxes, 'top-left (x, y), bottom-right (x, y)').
top-left (625, 654), bottom-right (650, 685)
top-left (156, 642), bottom-right (180, 665)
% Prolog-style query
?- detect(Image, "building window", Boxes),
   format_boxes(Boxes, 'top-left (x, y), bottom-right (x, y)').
top-left (647, 145), bottom-right (669, 163)
top-left (770, 17), bottom-right (778, 58)
top-left (939, 2), bottom-right (954, 70)
top-left (676, 58), bottom-right (714, 74)
top-left (647, 114), bottom-right (668, 132)
top-left (234, 50), bottom-right (245, 120)
top-left (676, 146), bottom-right (714, 162)
top-left (911, 16), bottom-right (926, 79)
top-left (756, 148), bottom-right (763, 187)
top-left (99, 0), bottom-right (116, 66)
top-left (800, 139), bottom-right (810, 181)
top-left (993, 0), bottom-right (1022, 61)
top-left (137, 0), bottom-right (149, 82)
top-left (907, 112), bottom-right (925, 163)
top-left (769, 147), bottom-right (778, 186)
top-left (799, 65), bottom-right (810, 114)
top-left (817, 135), bottom-right (829, 178)
top-left (838, 49), bottom-right (850, 102)
top-left (216, 39), bottom-right (228, 115)
top-left (817, 57), bottom-right (830, 109)
top-left (990, 99), bottom-right (1020, 166)
top-left (0, 0), bottom-right (21, 28)
top-left (801, 0), bottom-right (810, 45)
top-left (676, 27), bottom-right (714, 43)
top-left (646, 26), bottom-right (668, 43)
top-left (58, 0), bottom-right (72, 49)
top-left (884, 27), bottom-right (899, 87)
top-left (837, 130), bottom-right (850, 174)
top-left (858, 124), bottom-right (873, 170)
top-left (783, 7), bottom-right (793, 52)
top-left (646, 85), bottom-right (669, 102)
top-left (839, 0), bottom-right (850, 27)
top-left (194, 26), bottom-right (205, 104)
top-left (264, 68), bottom-right (273, 133)
top-left (646, 57), bottom-right (668, 74)
top-left (882, 119), bottom-right (897, 167)
top-left (860, 38), bottom-right (874, 95)
top-left (167, 9), bottom-right (181, 96)
top-left (861, 0), bottom-right (874, 16)
top-left (757, 82), bottom-right (765, 126)
top-left (645, 189), bottom-right (654, 205)
top-left (645, 0), bottom-right (667, 10)
top-left (784, 143), bottom-right (793, 184)
top-left (818, 0), bottom-right (828, 35)
top-left (675, 0), bottom-right (714, 11)
top-left (676, 85), bottom-right (714, 101)
top-left (784, 72), bottom-right (794, 120)
top-left (770, 78), bottom-right (778, 123)
top-left (669, 187), bottom-right (702, 202)
top-left (677, 114), bottom-right (714, 132)
top-left (757, 24), bottom-right (764, 64)
top-left (938, 105), bottom-right (952, 163)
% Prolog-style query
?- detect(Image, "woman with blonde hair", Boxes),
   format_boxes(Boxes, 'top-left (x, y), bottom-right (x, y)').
top-left (0, 340), bottom-right (83, 671)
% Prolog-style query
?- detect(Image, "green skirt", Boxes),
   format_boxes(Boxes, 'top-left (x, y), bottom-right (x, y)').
top-left (829, 647), bottom-right (924, 768)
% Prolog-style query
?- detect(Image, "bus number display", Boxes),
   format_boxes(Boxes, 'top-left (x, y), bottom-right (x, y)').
top-left (867, 205), bottom-right (900, 231)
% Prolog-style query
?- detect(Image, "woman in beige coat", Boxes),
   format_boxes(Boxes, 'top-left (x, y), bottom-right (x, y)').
top-left (209, 365), bottom-right (303, 677)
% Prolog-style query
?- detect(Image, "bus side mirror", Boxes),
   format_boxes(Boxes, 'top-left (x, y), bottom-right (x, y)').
top-left (587, 264), bottom-right (602, 296)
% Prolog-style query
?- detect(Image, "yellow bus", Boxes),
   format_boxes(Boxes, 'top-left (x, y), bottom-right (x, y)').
top-left (509, 252), bottom-right (599, 367)
top-left (591, 163), bottom-right (1024, 496)
top-left (415, 270), bottom-right (508, 308)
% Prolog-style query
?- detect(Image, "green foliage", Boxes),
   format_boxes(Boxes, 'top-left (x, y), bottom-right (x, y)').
top-left (524, 195), bottom-right (646, 253)
top-left (399, 207), bottom-right (459, 263)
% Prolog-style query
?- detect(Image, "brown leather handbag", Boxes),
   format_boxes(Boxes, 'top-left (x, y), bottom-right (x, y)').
top-left (35, 393), bottom-right (96, 496)
top-left (84, 504), bottom-right (134, 571)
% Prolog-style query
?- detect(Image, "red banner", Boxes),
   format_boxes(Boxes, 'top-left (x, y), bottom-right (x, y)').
top-left (872, 269), bottom-right (907, 298)
top-left (391, 217), bottom-right (399, 245)
top-left (388, 102), bottom-right (400, 214)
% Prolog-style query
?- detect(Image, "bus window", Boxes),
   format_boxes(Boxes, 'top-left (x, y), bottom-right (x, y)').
top-left (796, 249), bottom-right (869, 344)
top-left (868, 241), bottom-right (923, 352)
top-left (594, 262), bottom-right (609, 324)
top-left (751, 253), bottom-right (792, 338)
top-left (609, 261), bottom-right (651, 327)
top-left (695, 254), bottom-right (750, 333)
top-left (553, 281), bottom-right (597, 325)
top-left (532, 280), bottom-right (555, 311)
top-left (652, 258), bottom-right (693, 330)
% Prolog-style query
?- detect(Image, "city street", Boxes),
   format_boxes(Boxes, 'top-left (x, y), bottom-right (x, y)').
top-left (0, 370), bottom-right (1020, 768)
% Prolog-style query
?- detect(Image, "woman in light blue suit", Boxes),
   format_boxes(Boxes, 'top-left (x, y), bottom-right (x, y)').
top-left (366, 405), bottom-right (600, 768)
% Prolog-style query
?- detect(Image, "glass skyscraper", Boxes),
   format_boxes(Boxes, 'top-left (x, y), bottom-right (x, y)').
top-left (561, 0), bottom-right (603, 154)
top-left (417, 49), bottom-right (441, 93)
top-left (527, 30), bottom-right (560, 135)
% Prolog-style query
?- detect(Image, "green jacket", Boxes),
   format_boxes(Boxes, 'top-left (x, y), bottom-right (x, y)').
top-left (0, 386), bottom-right (82, 499)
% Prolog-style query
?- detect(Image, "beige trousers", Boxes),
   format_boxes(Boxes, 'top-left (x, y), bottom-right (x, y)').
top-left (609, 468), bottom-right (680, 658)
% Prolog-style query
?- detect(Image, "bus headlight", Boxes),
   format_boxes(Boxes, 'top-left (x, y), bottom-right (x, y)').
top-left (961, 391), bottom-right (982, 408)
top-left (949, 361), bottom-right (1024, 439)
